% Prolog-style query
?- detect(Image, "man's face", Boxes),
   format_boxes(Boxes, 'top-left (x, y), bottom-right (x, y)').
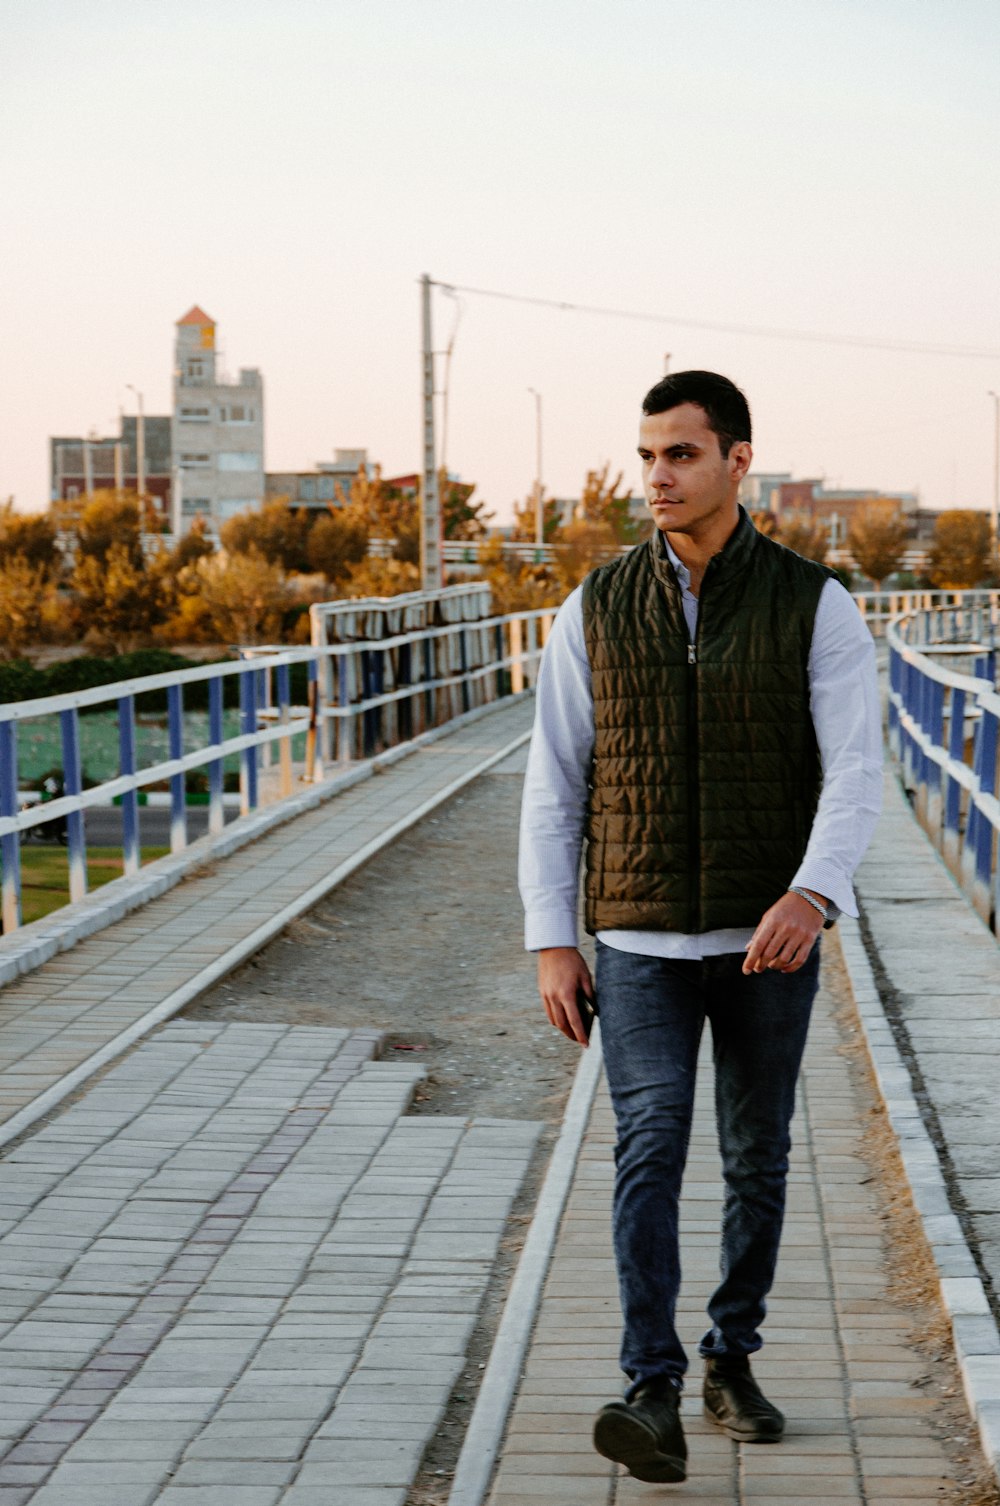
top-left (638, 403), bottom-right (751, 537)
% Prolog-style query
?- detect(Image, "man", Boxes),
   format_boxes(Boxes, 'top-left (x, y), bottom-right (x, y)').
top-left (518, 371), bottom-right (881, 1484)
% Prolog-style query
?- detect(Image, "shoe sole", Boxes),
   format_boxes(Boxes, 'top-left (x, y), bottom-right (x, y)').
top-left (593, 1406), bottom-right (687, 1483)
top-left (702, 1402), bottom-right (784, 1442)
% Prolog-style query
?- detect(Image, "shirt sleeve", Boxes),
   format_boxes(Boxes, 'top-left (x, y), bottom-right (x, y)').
top-left (790, 578), bottom-right (883, 917)
top-left (518, 586), bottom-right (595, 950)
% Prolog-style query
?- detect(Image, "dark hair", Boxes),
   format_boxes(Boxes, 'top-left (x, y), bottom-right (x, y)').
top-left (642, 370), bottom-right (751, 456)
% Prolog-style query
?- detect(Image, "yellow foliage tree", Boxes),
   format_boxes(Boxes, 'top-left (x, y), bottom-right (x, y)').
top-left (776, 511), bottom-right (829, 565)
top-left (0, 557), bottom-right (64, 660)
top-left (476, 537), bottom-right (561, 613)
top-left (189, 548), bottom-right (290, 644)
top-left (927, 510), bottom-right (994, 588)
top-left (847, 501), bottom-right (909, 588)
top-left (338, 465), bottom-right (417, 564)
top-left (71, 541), bottom-right (166, 653)
top-left (0, 501), bottom-right (60, 573)
top-left (340, 556), bottom-right (421, 599)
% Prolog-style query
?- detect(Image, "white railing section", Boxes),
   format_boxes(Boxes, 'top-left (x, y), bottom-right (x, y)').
top-left (0, 586), bottom-right (554, 935)
top-left (855, 588), bottom-right (1000, 638)
top-left (887, 598), bottom-right (1000, 932)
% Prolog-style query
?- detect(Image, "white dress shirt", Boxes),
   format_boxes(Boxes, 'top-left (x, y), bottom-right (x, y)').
top-left (518, 540), bottom-right (883, 958)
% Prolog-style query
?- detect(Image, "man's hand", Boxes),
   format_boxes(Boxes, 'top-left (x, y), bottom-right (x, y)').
top-left (537, 947), bottom-right (595, 1046)
top-left (742, 891), bottom-right (827, 976)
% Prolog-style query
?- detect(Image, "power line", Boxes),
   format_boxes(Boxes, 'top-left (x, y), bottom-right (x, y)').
top-left (431, 279), bottom-right (1000, 362)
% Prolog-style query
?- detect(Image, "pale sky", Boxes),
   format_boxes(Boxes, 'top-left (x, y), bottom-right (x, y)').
top-left (3, 0), bottom-right (1000, 521)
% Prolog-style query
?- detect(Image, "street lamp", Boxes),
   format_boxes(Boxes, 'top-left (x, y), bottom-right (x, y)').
top-left (126, 384), bottom-right (146, 507)
top-left (989, 391), bottom-right (1000, 546)
top-left (527, 387), bottom-right (543, 549)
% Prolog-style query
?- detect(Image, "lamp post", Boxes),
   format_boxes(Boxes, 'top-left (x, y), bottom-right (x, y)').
top-left (126, 384), bottom-right (146, 507)
top-left (989, 390), bottom-right (1000, 546)
top-left (527, 387), bottom-right (543, 549)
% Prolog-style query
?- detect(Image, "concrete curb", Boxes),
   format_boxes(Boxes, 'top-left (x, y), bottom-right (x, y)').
top-left (0, 717), bottom-right (533, 1150)
top-left (0, 693), bottom-right (532, 989)
top-left (838, 915), bottom-right (1000, 1476)
top-left (447, 1023), bottom-right (605, 1506)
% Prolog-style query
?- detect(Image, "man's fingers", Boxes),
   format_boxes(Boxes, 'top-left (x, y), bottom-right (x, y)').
top-left (544, 991), bottom-right (589, 1046)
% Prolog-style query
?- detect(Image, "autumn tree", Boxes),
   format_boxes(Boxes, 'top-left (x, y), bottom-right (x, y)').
top-left (70, 491), bottom-right (147, 568)
top-left (776, 510), bottom-right (829, 565)
top-left (441, 472), bottom-right (492, 541)
top-left (71, 542), bottom-right (165, 653)
top-left (511, 491), bottom-right (563, 544)
top-left (220, 498), bottom-right (313, 573)
top-left (927, 510), bottom-right (994, 588)
top-left (476, 537), bottom-right (560, 613)
top-left (578, 464), bottom-right (644, 545)
top-left (0, 558), bottom-right (64, 660)
top-left (0, 502), bottom-right (60, 573)
top-left (847, 501), bottom-right (909, 588)
top-left (748, 509), bottom-right (779, 538)
top-left (189, 549), bottom-right (290, 644)
top-left (338, 465), bottom-right (418, 565)
top-left (306, 507), bottom-right (369, 585)
top-left (341, 556), bottom-right (421, 599)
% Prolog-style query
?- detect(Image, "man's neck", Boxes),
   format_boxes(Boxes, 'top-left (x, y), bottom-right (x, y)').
top-left (663, 509), bottom-right (740, 597)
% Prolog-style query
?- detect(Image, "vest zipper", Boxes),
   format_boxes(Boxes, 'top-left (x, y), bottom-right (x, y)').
top-left (687, 563), bottom-right (714, 932)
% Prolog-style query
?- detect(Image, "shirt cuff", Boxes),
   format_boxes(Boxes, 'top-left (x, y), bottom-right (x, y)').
top-left (789, 860), bottom-right (858, 920)
top-left (524, 909), bottom-right (579, 952)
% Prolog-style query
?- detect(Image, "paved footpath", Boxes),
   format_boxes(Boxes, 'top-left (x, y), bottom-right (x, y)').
top-left (485, 946), bottom-right (974, 1506)
top-left (0, 1019), bottom-right (540, 1505)
top-left (0, 698), bottom-right (534, 1143)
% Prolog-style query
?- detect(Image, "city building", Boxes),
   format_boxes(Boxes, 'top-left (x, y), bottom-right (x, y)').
top-left (172, 306), bottom-right (265, 533)
top-left (265, 449), bottom-right (371, 510)
top-left (49, 415), bottom-right (172, 513)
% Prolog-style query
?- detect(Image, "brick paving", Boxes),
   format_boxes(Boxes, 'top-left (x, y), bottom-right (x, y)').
top-left (0, 698), bottom-right (534, 1138)
top-left (0, 1020), bottom-right (540, 1504)
top-left (486, 943), bottom-right (965, 1505)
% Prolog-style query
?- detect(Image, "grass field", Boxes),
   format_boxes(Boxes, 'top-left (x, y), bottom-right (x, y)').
top-left (16, 846), bottom-right (170, 926)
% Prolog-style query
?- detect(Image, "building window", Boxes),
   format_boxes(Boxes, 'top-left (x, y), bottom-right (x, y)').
top-left (300, 478), bottom-right (316, 501)
top-left (179, 406), bottom-right (211, 421)
top-left (217, 452), bottom-right (260, 472)
top-left (318, 477), bottom-right (335, 501)
top-left (180, 453), bottom-right (211, 468)
top-left (219, 405), bottom-right (255, 423)
top-left (186, 360), bottom-right (206, 381)
top-left (181, 498), bottom-right (211, 516)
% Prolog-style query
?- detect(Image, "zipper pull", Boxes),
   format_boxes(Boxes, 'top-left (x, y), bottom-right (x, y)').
top-left (687, 644), bottom-right (697, 665)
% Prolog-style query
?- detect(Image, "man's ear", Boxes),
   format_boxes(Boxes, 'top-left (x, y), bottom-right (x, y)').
top-left (729, 441), bottom-right (752, 483)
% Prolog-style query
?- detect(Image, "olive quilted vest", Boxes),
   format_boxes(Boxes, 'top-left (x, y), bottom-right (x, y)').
top-left (581, 509), bottom-right (831, 934)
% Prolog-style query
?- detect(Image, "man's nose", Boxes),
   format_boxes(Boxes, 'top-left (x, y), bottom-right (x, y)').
top-left (649, 458), bottom-right (674, 489)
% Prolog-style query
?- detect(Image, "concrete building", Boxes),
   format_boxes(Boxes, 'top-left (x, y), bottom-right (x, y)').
top-left (265, 449), bottom-right (371, 510)
top-left (172, 306), bottom-right (264, 534)
top-left (49, 416), bottom-right (172, 513)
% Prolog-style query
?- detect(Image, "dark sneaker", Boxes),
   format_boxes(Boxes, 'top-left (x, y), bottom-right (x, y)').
top-left (702, 1356), bottom-right (784, 1441)
top-left (593, 1378), bottom-right (687, 1483)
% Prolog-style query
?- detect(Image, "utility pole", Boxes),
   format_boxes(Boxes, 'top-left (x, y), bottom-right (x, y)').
top-left (420, 274), bottom-right (443, 590)
top-left (528, 387), bottom-right (543, 549)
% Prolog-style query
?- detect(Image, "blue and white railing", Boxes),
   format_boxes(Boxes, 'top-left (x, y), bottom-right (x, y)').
top-left (0, 589), bottom-right (554, 935)
top-left (887, 595), bottom-right (1000, 932)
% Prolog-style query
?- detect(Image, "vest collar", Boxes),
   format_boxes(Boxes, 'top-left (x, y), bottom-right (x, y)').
top-left (649, 505), bottom-right (757, 591)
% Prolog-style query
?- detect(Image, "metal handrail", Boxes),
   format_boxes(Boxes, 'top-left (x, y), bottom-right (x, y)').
top-left (887, 607), bottom-right (999, 935)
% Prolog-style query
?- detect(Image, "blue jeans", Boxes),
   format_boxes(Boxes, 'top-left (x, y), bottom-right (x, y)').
top-left (595, 939), bottom-right (819, 1394)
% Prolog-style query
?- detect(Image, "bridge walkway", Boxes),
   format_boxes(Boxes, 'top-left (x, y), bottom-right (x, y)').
top-left (0, 699), bottom-right (533, 1147)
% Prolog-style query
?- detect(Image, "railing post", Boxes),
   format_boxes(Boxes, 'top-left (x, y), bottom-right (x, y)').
top-left (398, 639), bottom-right (413, 742)
top-left (239, 668), bottom-right (258, 815)
top-left (943, 686), bottom-right (965, 873)
top-left (118, 694), bottom-right (140, 877)
top-left (510, 617), bottom-right (524, 694)
top-left (277, 662), bottom-right (293, 799)
top-left (167, 683), bottom-right (187, 854)
top-left (459, 628), bottom-right (470, 714)
top-left (0, 720), bottom-right (22, 934)
top-left (972, 704), bottom-right (997, 925)
top-left (526, 616), bottom-right (539, 688)
top-left (208, 676), bottom-right (225, 837)
top-left (494, 623), bottom-right (506, 700)
top-left (60, 708), bottom-right (87, 904)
